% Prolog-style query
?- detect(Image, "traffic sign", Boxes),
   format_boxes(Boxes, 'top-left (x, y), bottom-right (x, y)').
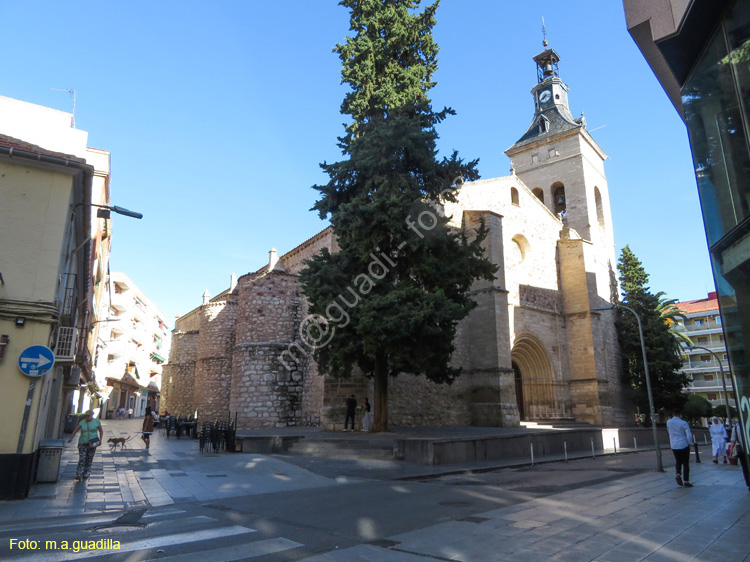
top-left (18, 345), bottom-right (55, 377)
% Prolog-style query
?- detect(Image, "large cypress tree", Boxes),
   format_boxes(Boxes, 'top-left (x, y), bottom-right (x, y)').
top-left (616, 246), bottom-right (688, 422)
top-left (299, 0), bottom-right (496, 432)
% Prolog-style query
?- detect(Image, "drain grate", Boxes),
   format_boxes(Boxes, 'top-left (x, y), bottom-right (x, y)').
top-left (368, 539), bottom-right (400, 548)
top-left (458, 516), bottom-right (490, 524)
top-left (439, 501), bottom-right (472, 507)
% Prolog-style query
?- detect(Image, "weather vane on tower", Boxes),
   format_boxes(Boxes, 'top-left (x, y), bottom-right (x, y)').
top-left (542, 17), bottom-right (548, 48)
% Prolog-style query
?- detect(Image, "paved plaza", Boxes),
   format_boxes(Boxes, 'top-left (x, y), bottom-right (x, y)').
top-left (0, 417), bottom-right (748, 561)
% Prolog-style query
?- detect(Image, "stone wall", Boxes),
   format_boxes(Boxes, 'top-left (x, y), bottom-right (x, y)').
top-left (194, 299), bottom-right (237, 422)
top-left (161, 330), bottom-right (198, 416)
top-left (230, 269), bottom-right (306, 428)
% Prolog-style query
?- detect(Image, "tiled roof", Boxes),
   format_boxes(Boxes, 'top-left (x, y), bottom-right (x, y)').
top-left (0, 133), bottom-right (86, 163)
top-left (507, 104), bottom-right (583, 151)
top-left (677, 293), bottom-right (719, 314)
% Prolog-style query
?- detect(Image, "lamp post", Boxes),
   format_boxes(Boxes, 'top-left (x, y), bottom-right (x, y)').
top-left (687, 345), bottom-right (733, 423)
top-left (593, 304), bottom-right (664, 472)
top-left (92, 204), bottom-right (143, 220)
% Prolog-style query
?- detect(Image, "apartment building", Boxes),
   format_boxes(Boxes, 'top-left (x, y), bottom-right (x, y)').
top-left (676, 292), bottom-right (735, 411)
top-left (92, 272), bottom-right (170, 419)
top-left (0, 96), bottom-right (112, 499)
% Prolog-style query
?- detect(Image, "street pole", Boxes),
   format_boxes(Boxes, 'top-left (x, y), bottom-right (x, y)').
top-left (688, 345), bottom-right (733, 424)
top-left (593, 304), bottom-right (664, 472)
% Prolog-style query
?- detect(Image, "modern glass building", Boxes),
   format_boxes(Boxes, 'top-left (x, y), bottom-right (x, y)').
top-left (624, 0), bottom-right (749, 477)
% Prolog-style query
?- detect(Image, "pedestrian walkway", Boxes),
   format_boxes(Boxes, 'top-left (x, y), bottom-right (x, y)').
top-left (302, 458), bottom-right (750, 561)
top-left (1, 507), bottom-right (303, 562)
top-left (0, 418), bottom-right (341, 521)
top-left (1, 425), bottom-right (748, 561)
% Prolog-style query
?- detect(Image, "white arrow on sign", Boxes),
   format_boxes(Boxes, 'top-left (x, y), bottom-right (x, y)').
top-left (20, 354), bottom-right (52, 368)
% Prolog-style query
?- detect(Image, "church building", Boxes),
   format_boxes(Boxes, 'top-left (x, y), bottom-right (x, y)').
top-left (162, 45), bottom-right (632, 429)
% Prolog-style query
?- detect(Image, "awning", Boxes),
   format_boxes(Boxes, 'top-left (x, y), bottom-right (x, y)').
top-left (151, 352), bottom-right (165, 363)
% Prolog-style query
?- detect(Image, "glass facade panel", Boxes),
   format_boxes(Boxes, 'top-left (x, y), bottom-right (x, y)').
top-left (683, 24), bottom-right (750, 245)
top-left (682, 0), bottom-right (750, 454)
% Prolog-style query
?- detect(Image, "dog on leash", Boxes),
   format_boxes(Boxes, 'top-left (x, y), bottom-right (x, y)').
top-left (108, 436), bottom-right (131, 450)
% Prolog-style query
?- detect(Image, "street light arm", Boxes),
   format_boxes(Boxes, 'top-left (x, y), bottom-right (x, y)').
top-left (591, 301), bottom-right (664, 472)
top-left (73, 202), bottom-right (143, 220)
top-left (685, 345), bottom-right (733, 421)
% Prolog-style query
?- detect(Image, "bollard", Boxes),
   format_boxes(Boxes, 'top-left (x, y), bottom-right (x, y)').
top-left (634, 437), bottom-right (638, 452)
top-left (614, 437), bottom-right (617, 455)
top-left (564, 440), bottom-right (568, 463)
top-left (694, 441), bottom-right (701, 464)
top-left (531, 443), bottom-right (535, 466)
top-left (591, 438), bottom-right (595, 459)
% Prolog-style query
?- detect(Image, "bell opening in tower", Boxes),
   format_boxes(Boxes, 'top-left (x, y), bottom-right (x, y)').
top-left (552, 183), bottom-right (566, 215)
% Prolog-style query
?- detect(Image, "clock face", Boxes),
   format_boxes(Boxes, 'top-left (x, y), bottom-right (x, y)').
top-left (539, 90), bottom-right (552, 104)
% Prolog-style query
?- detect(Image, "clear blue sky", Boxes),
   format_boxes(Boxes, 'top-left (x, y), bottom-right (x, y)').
top-left (1, 1), bottom-right (713, 324)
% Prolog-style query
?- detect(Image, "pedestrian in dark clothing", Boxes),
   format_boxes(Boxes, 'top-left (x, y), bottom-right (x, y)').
top-left (344, 395), bottom-right (357, 431)
top-left (667, 409), bottom-right (694, 487)
top-left (730, 421), bottom-right (750, 492)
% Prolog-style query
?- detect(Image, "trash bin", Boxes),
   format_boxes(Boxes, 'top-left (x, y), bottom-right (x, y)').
top-left (37, 439), bottom-right (65, 483)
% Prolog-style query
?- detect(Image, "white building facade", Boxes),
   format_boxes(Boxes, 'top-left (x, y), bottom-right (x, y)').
top-left (92, 272), bottom-right (171, 418)
top-left (676, 292), bottom-right (735, 412)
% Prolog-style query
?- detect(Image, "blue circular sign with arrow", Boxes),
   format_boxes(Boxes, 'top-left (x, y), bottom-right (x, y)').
top-left (18, 345), bottom-right (55, 377)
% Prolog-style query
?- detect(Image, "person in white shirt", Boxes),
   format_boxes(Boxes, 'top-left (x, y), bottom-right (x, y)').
top-left (667, 409), bottom-right (694, 487)
top-left (709, 416), bottom-right (728, 464)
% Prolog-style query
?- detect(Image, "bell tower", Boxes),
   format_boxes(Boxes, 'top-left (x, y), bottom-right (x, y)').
top-left (505, 42), bottom-right (615, 261)
top-left (505, 39), bottom-right (626, 426)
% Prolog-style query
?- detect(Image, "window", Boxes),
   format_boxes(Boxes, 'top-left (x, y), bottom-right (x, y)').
top-left (697, 337), bottom-right (708, 344)
top-left (511, 187), bottom-right (519, 206)
top-left (594, 187), bottom-right (605, 228)
top-left (532, 188), bottom-right (544, 203)
top-left (708, 393), bottom-right (717, 401)
top-left (723, 354), bottom-right (728, 360)
top-left (552, 182), bottom-right (566, 214)
top-left (539, 115), bottom-right (549, 134)
top-left (715, 316), bottom-right (722, 325)
top-left (695, 319), bottom-right (705, 327)
top-left (705, 374), bottom-right (714, 381)
top-left (532, 153), bottom-right (539, 164)
top-left (701, 355), bottom-right (711, 363)
top-left (548, 148), bottom-right (557, 158)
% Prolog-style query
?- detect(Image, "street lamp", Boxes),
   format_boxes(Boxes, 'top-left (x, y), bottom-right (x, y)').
top-left (593, 303), bottom-right (664, 472)
top-left (92, 204), bottom-right (143, 220)
top-left (686, 345), bottom-right (733, 423)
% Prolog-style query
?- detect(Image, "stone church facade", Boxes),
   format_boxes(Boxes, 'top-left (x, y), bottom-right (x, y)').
top-left (162, 46), bottom-right (632, 429)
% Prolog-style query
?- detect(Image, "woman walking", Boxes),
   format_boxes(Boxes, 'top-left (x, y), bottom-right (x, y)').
top-left (67, 410), bottom-right (103, 481)
top-left (141, 406), bottom-right (155, 449)
top-left (710, 416), bottom-right (728, 464)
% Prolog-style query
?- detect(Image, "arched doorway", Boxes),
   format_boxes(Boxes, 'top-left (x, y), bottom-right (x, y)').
top-left (512, 362), bottom-right (524, 420)
top-left (511, 335), bottom-right (556, 420)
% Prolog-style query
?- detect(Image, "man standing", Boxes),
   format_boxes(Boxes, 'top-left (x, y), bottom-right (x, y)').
top-left (667, 408), bottom-right (694, 488)
top-left (344, 395), bottom-right (357, 432)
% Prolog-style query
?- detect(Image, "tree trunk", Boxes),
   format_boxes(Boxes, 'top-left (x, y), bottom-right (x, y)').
top-left (371, 353), bottom-right (389, 433)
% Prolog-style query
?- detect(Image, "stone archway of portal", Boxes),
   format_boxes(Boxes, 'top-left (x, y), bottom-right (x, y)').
top-left (511, 334), bottom-right (558, 421)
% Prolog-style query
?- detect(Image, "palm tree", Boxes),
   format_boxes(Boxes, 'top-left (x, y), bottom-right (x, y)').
top-left (655, 292), bottom-right (693, 347)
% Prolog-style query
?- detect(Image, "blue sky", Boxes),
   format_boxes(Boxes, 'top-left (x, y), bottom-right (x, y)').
top-left (1, 1), bottom-right (712, 324)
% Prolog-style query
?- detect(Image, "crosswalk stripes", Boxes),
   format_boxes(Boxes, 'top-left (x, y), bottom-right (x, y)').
top-left (7, 525), bottom-right (255, 562)
top-left (143, 537), bottom-right (304, 562)
top-left (1, 510), bottom-right (304, 562)
top-left (0, 509), bottom-right (186, 535)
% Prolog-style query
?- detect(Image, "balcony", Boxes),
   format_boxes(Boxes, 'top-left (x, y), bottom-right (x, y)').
top-left (688, 379), bottom-right (734, 389)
